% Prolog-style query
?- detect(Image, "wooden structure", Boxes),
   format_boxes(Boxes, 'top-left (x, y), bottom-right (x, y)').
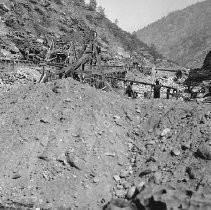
top-left (38, 31), bottom-right (128, 90)
top-left (105, 76), bottom-right (177, 91)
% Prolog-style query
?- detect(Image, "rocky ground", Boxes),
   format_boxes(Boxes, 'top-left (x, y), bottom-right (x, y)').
top-left (0, 0), bottom-right (210, 209)
top-left (0, 75), bottom-right (211, 210)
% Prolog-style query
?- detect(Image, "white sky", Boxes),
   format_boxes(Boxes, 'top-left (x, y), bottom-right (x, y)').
top-left (86, 0), bottom-right (205, 32)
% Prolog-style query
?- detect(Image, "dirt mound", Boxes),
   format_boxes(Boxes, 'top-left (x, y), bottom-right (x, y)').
top-left (0, 78), bottom-right (211, 209)
top-left (0, 78), bottom-right (138, 209)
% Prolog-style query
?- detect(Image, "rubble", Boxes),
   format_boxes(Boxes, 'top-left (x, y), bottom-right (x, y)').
top-left (103, 199), bottom-right (137, 210)
top-left (133, 184), bottom-right (211, 210)
top-left (197, 142), bottom-right (211, 160)
top-left (171, 148), bottom-right (181, 156)
top-left (126, 186), bottom-right (137, 199)
top-left (160, 128), bottom-right (171, 137)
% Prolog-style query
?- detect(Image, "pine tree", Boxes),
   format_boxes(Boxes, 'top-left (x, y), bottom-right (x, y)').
top-left (114, 18), bottom-right (119, 25)
top-left (89, 0), bottom-right (97, 11)
top-left (73, 0), bottom-right (85, 6)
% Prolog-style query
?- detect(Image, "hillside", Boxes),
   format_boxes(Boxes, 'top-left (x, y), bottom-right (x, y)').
top-left (136, 0), bottom-right (211, 68)
top-left (0, 0), bottom-right (166, 66)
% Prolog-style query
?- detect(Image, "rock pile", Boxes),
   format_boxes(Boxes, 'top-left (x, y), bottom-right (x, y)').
top-left (104, 98), bottom-right (211, 210)
top-left (105, 183), bottom-right (211, 210)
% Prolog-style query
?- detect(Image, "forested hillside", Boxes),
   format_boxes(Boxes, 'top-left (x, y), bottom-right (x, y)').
top-left (136, 0), bottom-right (211, 68)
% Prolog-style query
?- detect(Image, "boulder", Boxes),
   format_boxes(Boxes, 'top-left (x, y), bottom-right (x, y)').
top-left (133, 184), bottom-right (211, 210)
top-left (126, 186), bottom-right (137, 199)
top-left (171, 148), bottom-right (181, 156)
top-left (197, 142), bottom-right (211, 160)
top-left (103, 199), bottom-right (137, 210)
top-left (160, 128), bottom-right (171, 137)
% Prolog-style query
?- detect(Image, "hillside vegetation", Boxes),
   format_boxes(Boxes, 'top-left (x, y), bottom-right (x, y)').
top-left (136, 0), bottom-right (211, 68)
top-left (0, 0), bottom-right (164, 65)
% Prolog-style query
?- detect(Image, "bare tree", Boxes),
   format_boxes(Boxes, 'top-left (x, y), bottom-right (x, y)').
top-left (97, 6), bottom-right (105, 17)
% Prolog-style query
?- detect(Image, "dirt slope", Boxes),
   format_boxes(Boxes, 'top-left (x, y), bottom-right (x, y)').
top-left (0, 78), bottom-right (135, 209)
top-left (0, 78), bottom-right (211, 209)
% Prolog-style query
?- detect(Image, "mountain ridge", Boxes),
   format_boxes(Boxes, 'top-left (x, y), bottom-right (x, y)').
top-left (135, 0), bottom-right (211, 68)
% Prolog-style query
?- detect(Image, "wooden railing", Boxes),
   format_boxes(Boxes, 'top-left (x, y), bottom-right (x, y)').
top-left (105, 76), bottom-right (177, 91)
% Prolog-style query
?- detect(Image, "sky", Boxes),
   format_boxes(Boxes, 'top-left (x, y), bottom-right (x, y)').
top-left (86, 0), bottom-right (205, 32)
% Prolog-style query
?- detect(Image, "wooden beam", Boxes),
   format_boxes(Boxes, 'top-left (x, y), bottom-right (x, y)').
top-left (105, 76), bottom-right (177, 91)
top-left (155, 68), bottom-right (179, 73)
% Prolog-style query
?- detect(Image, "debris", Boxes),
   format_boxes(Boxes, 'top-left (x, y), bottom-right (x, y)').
top-left (145, 140), bottom-right (155, 146)
top-left (126, 186), bottom-right (136, 199)
top-left (12, 173), bottom-right (21, 179)
top-left (181, 142), bottom-right (191, 150)
top-left (113, 115), bottom-right (120, 120)
top-left (186, 167), bottom-right (195, 179)
top-left (40, 118), bottom-right (50, 124)
top-left (136, 181), bottom-right (145, 192)
top-left (65, 152), bottom-right (81, 170)
top-left (152, 171), bottom-right (162, 184)
top-left (117, 160), bottom-right (124, 166)
top-left (116, 184), bottom-right (124, 190)
top-left (119, 170), bottom-right (130, 178)
top-left (148, 163), bottom-right (158, 172)
top-left (160, 128), bottom-right (171, 137)
top-left (113, 175), bottom-right (121, 182)
top-left (122, 181), bottom-right (131, 189)
top-left (103, 199), bottom-right (137, 210)
top-left (37, 155), bottom-right (51, 161)
top-left (56, 153), bottom-right (67, 165)
top-left (115, 189), bottom-right (126, 198)
top-left (197, 143), bottom-right (211, 160)
top-left (93, 177), bottom-right (100, 184)
top-left (133, 184), bottom-right (211, 210)
top-left (0, 3), bottom-right (10, 12)
top-left (171, 148), bottom-right (181, 156)
top-left (104, 152), bottom-right (116, 157)
top-left (139, 169), bottom-right (152, 177)
top-left (114, 118), bottom-right (122, 126)
top-left (130, 158), bottom-right (136, 164)
top-left (135, 109), bottom-right (141, 114)
top-left (52, 84), bottom-right (62, 94)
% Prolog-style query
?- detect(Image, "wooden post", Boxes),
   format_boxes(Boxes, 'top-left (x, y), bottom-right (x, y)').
top-left (72, 41), bottom-right (77, 61)
top-left (38, 66), bottom-right (46, 83)
top-left (12, 60), bottom-right (15, 71)
top-left (167, 88), bottom-right (170, 99)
